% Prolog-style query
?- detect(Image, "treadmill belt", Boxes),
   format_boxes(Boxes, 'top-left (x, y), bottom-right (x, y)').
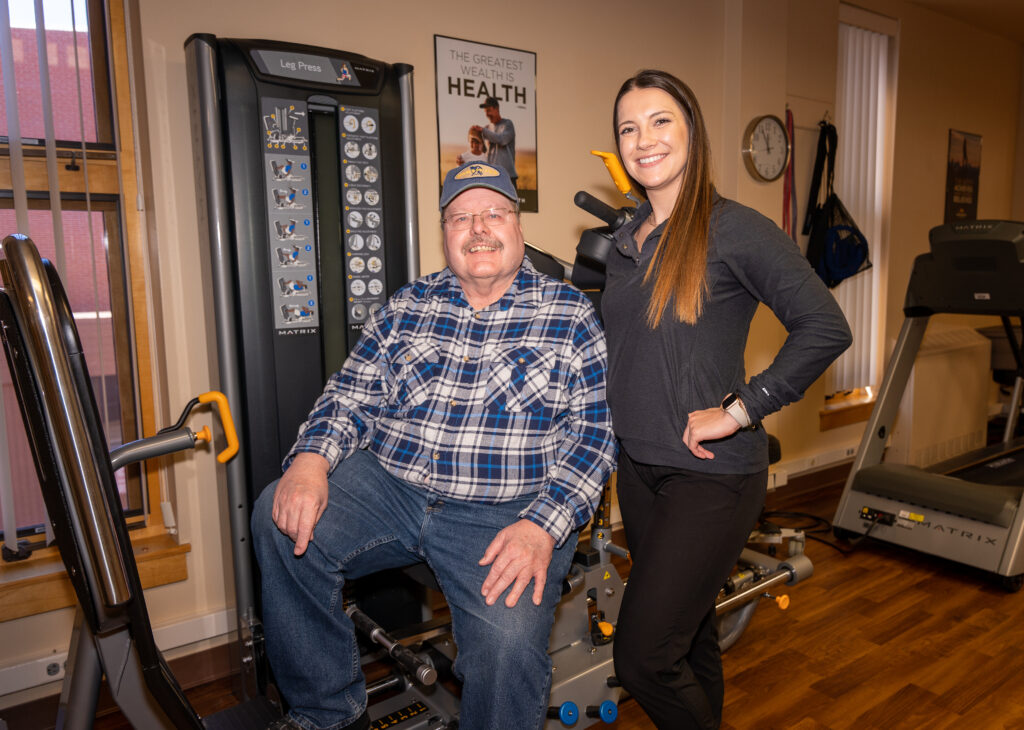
top-left (952, 449), bottom-right (1024, 486)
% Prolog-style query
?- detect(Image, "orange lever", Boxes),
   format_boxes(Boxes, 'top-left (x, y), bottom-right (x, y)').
top-left (198, 391), bottom-right (239, 463)
top-left (590, 150), bottom-right (634, 197)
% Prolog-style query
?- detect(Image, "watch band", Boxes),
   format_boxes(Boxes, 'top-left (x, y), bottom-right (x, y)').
top-left (721, 392), bottom-right (752, 429)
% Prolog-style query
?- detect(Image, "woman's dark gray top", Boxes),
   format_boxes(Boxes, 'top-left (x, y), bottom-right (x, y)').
top-left (601, 194), bottom-right (853, 474)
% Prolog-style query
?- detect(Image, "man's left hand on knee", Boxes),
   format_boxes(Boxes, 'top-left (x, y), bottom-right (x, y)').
top-left (479, 519), bottom-right (556, 608)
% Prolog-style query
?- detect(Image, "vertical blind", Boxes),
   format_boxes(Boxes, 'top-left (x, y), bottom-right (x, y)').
top-left (1, 0), bottom-right (135, 556)
top-left (828, 21), bottom-right (893, 394)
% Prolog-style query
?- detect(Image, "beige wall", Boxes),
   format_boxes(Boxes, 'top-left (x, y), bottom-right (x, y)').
top-left (857, 0), bottom-right (1022, 342)
top-left (2, 0), bottom-right (1021, 703)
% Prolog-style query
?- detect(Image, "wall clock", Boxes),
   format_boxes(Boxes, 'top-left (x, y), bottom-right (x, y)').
top-left (741, 114), bottom-right (790, 182)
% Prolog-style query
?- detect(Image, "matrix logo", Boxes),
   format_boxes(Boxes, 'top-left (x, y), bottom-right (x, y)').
top-left (918, 521), bottom-right (998, 546)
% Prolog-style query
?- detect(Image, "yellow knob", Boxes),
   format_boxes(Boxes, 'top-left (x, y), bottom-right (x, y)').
top-left (598, 621), bottom-right (614, 637)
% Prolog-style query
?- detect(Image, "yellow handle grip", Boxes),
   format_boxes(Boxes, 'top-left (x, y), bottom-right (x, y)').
top-left (198, 391), bottom-right (239, 463)
top-left (590, 150), bottom-right (633, 196)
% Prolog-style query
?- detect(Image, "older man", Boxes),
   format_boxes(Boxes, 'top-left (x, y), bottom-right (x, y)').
top-left (252, 161), bottom-right (616, 730)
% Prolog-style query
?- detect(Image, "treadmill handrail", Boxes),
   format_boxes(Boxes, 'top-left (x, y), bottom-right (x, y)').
top-left (0, 234), bottom-right (131, 607)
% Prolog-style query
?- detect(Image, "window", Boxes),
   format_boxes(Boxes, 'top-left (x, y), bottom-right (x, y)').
top-left (827, 5), bottom-right (898, 395)
top-left (1, 0), bottom-right (144, 556)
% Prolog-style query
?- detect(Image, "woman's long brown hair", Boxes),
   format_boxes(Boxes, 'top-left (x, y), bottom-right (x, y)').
top-left (614, 70), bottom-right (714, 327)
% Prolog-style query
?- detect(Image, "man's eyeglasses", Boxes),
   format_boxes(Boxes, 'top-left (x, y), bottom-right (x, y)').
top-left (442, 208), bottom-right (516, 231)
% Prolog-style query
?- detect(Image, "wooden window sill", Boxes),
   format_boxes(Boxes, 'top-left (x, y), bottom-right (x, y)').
top-left (820, 388), bottom-right (876, 431)
top-left (0, 527), bottom-right (190, 622)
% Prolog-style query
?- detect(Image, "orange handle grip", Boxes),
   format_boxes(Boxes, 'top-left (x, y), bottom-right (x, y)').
top-left (590, 150), bottom-right (633, 197)
top-left (198, 391), bottom-right (239, 463)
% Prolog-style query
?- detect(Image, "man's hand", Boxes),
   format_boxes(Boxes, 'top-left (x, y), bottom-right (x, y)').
top-left (272, 452), bottom-right (330, 556)
top-left (479, 519), bottom-right (556, 608)
top-left (682, 407), bottom-right (742, 459)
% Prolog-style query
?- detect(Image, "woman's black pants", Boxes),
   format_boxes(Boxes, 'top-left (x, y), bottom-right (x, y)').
top-left (613, 448), bottom-right (767, 729)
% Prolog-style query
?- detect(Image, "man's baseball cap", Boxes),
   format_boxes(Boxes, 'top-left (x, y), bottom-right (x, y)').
top-left (479, 96), bottom-right (500, 108)
top-left (439, 162), bottom-right (517, 210)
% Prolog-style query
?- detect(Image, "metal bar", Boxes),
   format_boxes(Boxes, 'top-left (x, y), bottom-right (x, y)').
top-left (347, 606), bottom-right (436, 686)
top-left (109, 429), bottom-right (195, 472)
top-left (56, 610), bottom-right (102, 730)
top-left (834, 316), bottom-right (929, 526)
top-left (715, 569), bottom-right (792, 616)
top-left (396, 63), bottom-right (420, 281)
top-left (366, 673), bottom-right (403, 697)
top-left (0, 234), bottom-right (131, 606)
top-left (1004, 376), bottom-right (1024, 446)
top-left (184, 33), bottom-right (258, 668)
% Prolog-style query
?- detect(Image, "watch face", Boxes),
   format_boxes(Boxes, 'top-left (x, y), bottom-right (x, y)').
top-left (743, 115), bottom-right (789, 182)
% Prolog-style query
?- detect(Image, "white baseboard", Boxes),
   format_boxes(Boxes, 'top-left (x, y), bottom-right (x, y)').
top-left (768, 442), bottom-right (860, 491)
top-left (0, 609), bottom-right (236, 700)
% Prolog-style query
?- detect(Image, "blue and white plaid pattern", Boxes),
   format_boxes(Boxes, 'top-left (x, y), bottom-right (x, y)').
top-left (287, 259), bottom-right (617, 545)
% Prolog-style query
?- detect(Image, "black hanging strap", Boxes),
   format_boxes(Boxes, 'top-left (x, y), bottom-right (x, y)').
top-left (802, 121), bottom-right (837, 235)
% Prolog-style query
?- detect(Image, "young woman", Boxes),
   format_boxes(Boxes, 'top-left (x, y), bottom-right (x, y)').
top-left (604, 70), bottom-right (852, 728)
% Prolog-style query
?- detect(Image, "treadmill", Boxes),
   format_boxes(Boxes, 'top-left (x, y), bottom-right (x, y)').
top-left (832, 220), bottom-right (1024, 590)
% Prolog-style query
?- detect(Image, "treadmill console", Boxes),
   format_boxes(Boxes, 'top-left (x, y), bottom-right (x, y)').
top-left (905, 219), bottom-right (1024, 316)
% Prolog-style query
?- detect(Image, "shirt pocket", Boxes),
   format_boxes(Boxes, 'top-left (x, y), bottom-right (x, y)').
top-left (485, 345), bottom-right (557, 414)
top-left (386, 340), bottom-right (442, 413)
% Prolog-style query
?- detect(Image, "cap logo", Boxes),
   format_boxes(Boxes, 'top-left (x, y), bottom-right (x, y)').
top-left (454, 163), bottom-right (501, 180)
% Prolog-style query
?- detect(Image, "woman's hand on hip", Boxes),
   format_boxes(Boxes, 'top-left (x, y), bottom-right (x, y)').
top-left (682, 407), bottom-right (741, 459)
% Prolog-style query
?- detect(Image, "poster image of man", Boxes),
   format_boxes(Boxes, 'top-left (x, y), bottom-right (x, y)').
top-left (471, 96), bottom-right (517, 186)
top-left (435, 35), bottom-right (538, 212)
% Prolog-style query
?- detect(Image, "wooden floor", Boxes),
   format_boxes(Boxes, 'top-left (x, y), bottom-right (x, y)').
top-left (86, 468), bottom-right (1024, 729)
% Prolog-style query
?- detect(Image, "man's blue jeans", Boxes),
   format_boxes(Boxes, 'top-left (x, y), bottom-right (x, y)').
top-left (251, 450), bottom-right (577, 730)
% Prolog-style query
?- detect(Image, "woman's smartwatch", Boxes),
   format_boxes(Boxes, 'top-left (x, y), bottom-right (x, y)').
top-left (721, 392), bottom-right (756, 430)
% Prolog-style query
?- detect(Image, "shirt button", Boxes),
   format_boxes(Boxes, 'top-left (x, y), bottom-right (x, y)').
top-left (473, 312), bottom-right (481, 319)
top-left (463, 356), bottom-right (470, 362)
top-left (433, 452), bottom-right (441, 460)
top-left (450, 399), bottom-right (457, 406)
top-left (404, 354), bottom-right (412, 361)
top-left (518, 357), bottom-right (525, 364)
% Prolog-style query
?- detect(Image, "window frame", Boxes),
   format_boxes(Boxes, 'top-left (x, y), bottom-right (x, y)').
top-left (0, 0), bottom-right (181, 618)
